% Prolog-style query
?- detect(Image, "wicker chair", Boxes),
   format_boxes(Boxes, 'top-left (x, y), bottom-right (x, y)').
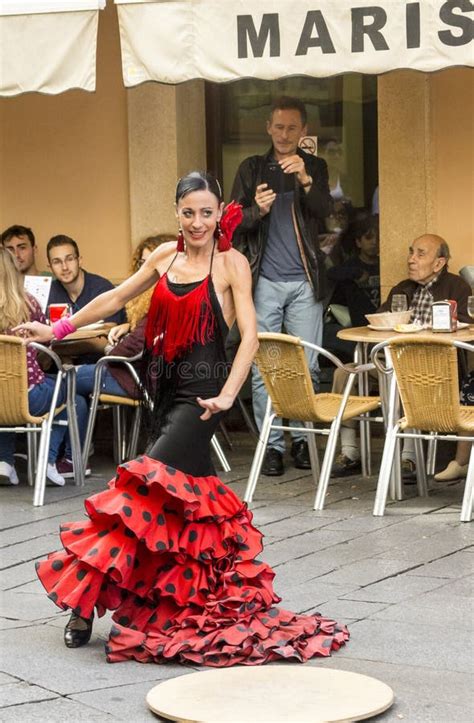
top-left (371, 336), bottom-right (474, 522)
top-left (0, 334), bottom-right (83, 506)
top-left (244, 333), bottom-right (381, 509)
top-left (81, 353), bottom-right (231, 472)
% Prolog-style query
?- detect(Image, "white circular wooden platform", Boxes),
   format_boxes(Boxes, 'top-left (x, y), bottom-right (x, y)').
top-left (146, 666), bottom-right (394, 722)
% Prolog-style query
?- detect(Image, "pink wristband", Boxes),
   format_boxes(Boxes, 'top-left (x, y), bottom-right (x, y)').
top-left (52, 318), bottom-right (77, 341)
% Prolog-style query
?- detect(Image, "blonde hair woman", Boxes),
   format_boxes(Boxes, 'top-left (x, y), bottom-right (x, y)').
top-left (0, 248), bottom-right (88, 486)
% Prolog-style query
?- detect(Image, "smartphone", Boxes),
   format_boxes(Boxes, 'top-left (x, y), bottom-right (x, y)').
top-left (261, 162), bottom-right (295, 194)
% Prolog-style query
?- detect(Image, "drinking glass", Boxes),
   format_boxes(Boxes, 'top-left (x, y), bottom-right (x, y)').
top-left (468, 295), bottom-right (474, 320)
top-left (391, 294), bottom-right (408, 313)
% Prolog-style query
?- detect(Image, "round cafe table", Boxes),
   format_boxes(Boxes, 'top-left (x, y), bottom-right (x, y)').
top-left (51, 323), bottom-right (115, 363)
top-left (337, 324), bottom-right (474, 494)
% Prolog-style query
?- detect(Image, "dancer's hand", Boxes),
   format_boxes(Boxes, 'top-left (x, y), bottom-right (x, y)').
top-left (197, 394), bottom-right (234, 420)
top-left (12, 321), bottom-right (54, 344)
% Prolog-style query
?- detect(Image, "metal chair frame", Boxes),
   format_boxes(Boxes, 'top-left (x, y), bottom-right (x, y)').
top-left (0, 335), bottom-right (83, 506)
top-left (371, 338), bottom-right (474, 522)
top-left (82, 352), bottom-right (231, 472)
top-left (244, 333), bottom-right (382, 509)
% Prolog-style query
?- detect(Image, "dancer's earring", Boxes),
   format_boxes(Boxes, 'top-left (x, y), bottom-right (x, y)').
top-left (177, 228), bottom-right (185, 252)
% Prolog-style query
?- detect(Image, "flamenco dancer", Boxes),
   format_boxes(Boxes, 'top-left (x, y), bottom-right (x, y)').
top-left (16, 172), bottom-right (349, 665)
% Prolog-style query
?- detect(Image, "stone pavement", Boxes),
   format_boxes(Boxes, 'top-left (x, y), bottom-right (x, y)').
top-left (0, 434), bottom-right (472, 722)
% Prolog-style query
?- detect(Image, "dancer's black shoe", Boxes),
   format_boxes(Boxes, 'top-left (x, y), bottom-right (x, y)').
top-left (64, 611), bottom-right (93, 648)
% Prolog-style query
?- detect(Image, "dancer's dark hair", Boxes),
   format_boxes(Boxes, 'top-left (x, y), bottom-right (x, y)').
top-left (175, 171), bottom-right (223, 205)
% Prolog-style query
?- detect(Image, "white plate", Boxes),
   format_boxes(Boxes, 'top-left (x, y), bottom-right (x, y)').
top-left (457, 321), bottom-right (469, 330)
top-left (367, 324), bottom-right (395, 331)
top-left (79, 321), bottom-right (105, 330)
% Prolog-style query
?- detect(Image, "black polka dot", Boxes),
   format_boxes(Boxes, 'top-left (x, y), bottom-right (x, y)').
top-left (111, 522), bottom-right (120, 531)
top-left (118, 616), bottom-right (130, 626)
top-left (189, 587), bottom-right (196, 597)
top-left (237, 625), bottom-right (247, 632)
top-left (231, 573), bottom-right (240, 583)
top-left (76, 569), bottom-right (87, 581)
top-left (137, 485), bottom-right (149, 496)
top-left (87, 548), bottom-right (98, 557)
top-left (165, 583), bottom-right (176, 594)
top-left (238, 543), bottom-right (250, 551)
top-left (126, 554), bottom-right (132, 567)
top-left (236, 534), bottom-right (244, 543)
top-left (169, 539), bottom-right (174, 549)
top-left (166, 483), bottom-right (177, 493)
top-left (122, 506), bottom-right (132, 517)
top-left (217, 485), bottom-right (227, 495)
top-left (133, 558), bottom-right (140, 569)
top-left (189, 530), bottom-right (198, 542)
top-left (193, 484), bottom-right (202, 496)
top-left (209, 491), bottom-right (216, 501)
top-left (183, 568), bottom-right (193, 580)
top-left (98, 529), bottom-right (109, 538)
top-left (149, 612), bottom-right (157, 624)
top-left (124, 527), bottom-right (135, 538)
top-left (72, 528), bottom-right (84, 535)
top-left (134, 581), bottom-right (145, 589)
top-left (268, 608), bottom-right (278, 618)
top-left (122, 492), bottom-right (133, 500)
top-left (48, 592), bottom-right (58, 602)
top-left (60, 526), bottom-right (70, 532)
top-left (146, 470), bottom-right (157, 480)
top-left (142, 511), bottom-right (152, 522)
top-left (155, 541), bottom-right (166, 551)
top-left (52, 560), bottom-right (64, 571)
top-left (110, 625), bottom-right (121, 637)
top-left (162, 619), bottom-right (172, 630)
top-left (110, 547), bottom-right (120, 558)
top-left (156, 514), bottom-right (165, 526)
top-left (184, 483), bottom-right (193, 493)
top-left (165, 466), bottom-right (176, 475)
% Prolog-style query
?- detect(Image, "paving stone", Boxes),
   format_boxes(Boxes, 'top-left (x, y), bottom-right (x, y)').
top-left (322, 515), bottom-right (402, 533)
top-left (342, 618), bottom-right (472, 673)
top-left (71, 678), bottom-right (181, 721)
top-left (376, 527), bottom-right (473, 564)
top-left (0, 625), bottom-right (197, 695)
top-left (341, 572), bottom-right (449, 604)
top-left (316, 557), bottom-right (415, 587)
top-left (0, 534), bottom-right (59, 570)
top-left (0, 511), bottom-right (82, 549)
top-left (0, 682), bottom-right (58, 707)
top-left (406, 549), bottom-right (474, 578)
top-left (315, 599), bottom-right (389, 621)
top-left (258, 512), bottom-right (338, 538)
top-left (0, 696), bottom-right (111, 720)
top-left (0, 673), bottom-right (19, 686)
top-left (277, 580), bottom-right (358, 614)
top-left (0, 590), bottom-right (61, 622)
top-left (263, 528), bottom-right (360, 567)
top-left (0, 617), bottom-right (37, 630)
top-left (0, 560), bottom-right (40, 591)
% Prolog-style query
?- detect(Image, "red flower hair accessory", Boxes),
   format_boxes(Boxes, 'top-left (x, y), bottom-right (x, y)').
top-left (216, 201), bottom-right (243, 251)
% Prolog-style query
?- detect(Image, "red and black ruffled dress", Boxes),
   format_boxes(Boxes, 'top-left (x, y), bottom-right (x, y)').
top-left (36, 258), bottom-right (349, 666)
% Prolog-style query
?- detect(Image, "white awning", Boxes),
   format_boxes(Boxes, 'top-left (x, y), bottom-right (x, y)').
top-left (0, 0), bottom-right (106, 96)
top-left (115, 0), bottom-right (474, 86)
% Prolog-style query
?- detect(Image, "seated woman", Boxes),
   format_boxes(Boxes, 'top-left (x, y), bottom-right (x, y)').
top-left (0, 249), bottom-right (88, 486)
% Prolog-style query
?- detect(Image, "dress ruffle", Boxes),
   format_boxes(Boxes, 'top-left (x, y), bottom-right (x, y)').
top-left (36, 456), bottom-right (349, 666)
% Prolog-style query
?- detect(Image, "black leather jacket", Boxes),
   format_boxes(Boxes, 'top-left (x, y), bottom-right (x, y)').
top-left (230, 147), bottom-right (332, 300)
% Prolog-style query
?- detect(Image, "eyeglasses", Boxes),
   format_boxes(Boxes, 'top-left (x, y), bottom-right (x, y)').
top-left (50, 255), bottom-right (79, 268)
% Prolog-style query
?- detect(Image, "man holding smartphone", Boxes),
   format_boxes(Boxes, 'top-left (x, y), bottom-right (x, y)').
top-left (231, 96), bottom-right (332, 476)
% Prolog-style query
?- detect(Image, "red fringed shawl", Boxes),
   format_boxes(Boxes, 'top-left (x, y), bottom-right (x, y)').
top-left (144, 275), bottom-right (216, 363)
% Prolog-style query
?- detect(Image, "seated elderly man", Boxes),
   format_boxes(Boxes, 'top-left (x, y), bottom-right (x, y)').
top-left (47, 234), bottom-right (126, 325)
top-left (332, 233), bottom-right (470, 478)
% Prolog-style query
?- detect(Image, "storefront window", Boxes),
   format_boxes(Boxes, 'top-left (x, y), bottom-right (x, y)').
top-left (205, 75), bottom-right (377, 211)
